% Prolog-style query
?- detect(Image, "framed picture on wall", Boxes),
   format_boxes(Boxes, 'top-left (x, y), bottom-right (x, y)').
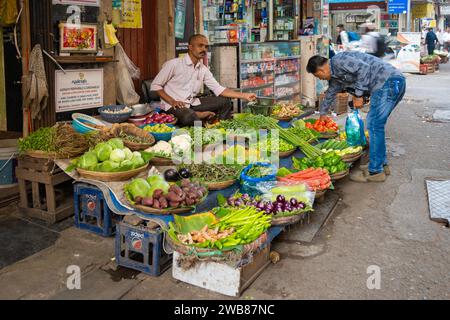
top-left (59, 22), bottom-right (98, 53)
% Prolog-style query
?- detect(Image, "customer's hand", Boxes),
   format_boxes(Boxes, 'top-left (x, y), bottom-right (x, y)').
top-left (171, 100), bottom-right (187, 109)
top-left (353, 97), bottom-right (364, 109)
top-left (242, 93), bottom-right (257, 102)
top-left (319, 115), bottom-right (329, 122)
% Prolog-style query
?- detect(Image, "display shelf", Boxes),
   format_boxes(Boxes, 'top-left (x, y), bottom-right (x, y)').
top-left (241, 55), bottom-right (300, 64)
top-left (54, 56), bottom-right (116, 64)
top-left (241, 83), bottom-right (274, 90)
top-left (276, 92), bottom-right (300, 100)
top-left (275, 55), bottom-right (300, 61)
top-left (275, 70), bottom-right (298, 76)
top-left (275, 80), bottom-right (299, 87)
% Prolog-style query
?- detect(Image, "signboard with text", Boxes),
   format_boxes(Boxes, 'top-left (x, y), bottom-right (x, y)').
top-left (388, 0), bottom-right (408, 14)
top-left (55, 69), bottom-right (104, 112)
top-left (52, 0), bottom-right (100, 6)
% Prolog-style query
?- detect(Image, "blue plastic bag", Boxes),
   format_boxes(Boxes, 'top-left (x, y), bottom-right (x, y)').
top-left (345, 110), bottom-right (366, 147)
top-left (239, 162), bottom-right (277, 198)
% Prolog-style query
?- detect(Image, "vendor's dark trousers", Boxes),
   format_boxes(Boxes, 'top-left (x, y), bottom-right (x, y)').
top-left (427, 44), bottom-right (435, 55)
top-left (167, 96), bottom-right (233, 127)
top-left (366, 76), bottom-right (406, 174)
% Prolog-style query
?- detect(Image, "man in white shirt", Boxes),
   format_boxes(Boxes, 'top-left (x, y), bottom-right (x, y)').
top-left (336, 24), bottom-right (350, 51)
top-left (151, 34), bottom-right (256, 126)
top-left (436, 29), bottom-right (444, 50)
top-left (443, 27), bottom-right (450, 52)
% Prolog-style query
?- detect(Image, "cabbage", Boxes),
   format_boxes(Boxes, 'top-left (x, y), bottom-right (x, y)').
top-left (131, 154), bottom-right (145, 168)
top-left (126, 178), bottom-right (150, 200)
top-left (107, 138), bottom-right (124, 150)
top-left (119, 160), bottom-right (133, 171)
top-left (147, 175), bottom-right (165, 186)
top-left (99, 160), bottom-right (120, 172)
top-left (110, 149), bottom-right (126, 163)
top-left (95, 142), bottom-right (113, 162)
top-left (148, 180), bottom-right (170, 197)
top-left (78, 152), bottom-right (98, 170)
top-left (123, 147), bottom-right (133, 160)
top-left (132, 151), bottom-right (142, 159)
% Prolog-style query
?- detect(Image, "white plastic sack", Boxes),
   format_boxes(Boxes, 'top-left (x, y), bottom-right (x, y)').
top-left (115, 43), bottom-right (141, 105)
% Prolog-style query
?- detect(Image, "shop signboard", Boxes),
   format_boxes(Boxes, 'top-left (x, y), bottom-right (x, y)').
top-left (118, 0), bottom-right (143, 29)
top-left (175, 0), bottom-right (187, 39)
top-left (441, 6), bottom-right (450, 16)
top-left (389, 32), bottom-right (421, 73)
top-left (55, 69), bottom-right (104, 112)
top-left (388, 0), bottom-right (408, 14)
top-left (52, 0), bottom-right (100, 6)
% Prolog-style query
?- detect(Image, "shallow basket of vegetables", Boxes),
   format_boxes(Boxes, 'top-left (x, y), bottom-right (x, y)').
top-left (77, 164), bottom-right (149, 182)
top-left (109, 123), bottom-right (155, 151)
top-left (279, 149), bottom-right (296, 158)
top-left (329, 168), bottom-right (350, 181)
top-left (125, 178), bottom-right (208, 215)
top-left (341, 151), bottom-right (363, 164)
top-left (149, 155), bottom-right (175, 166)
top-left (177, 164), bottom-right (242, 191)
top-left (166, 207), bottom-right (270, 257)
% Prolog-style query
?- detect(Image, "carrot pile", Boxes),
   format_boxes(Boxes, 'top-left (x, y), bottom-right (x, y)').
top-left (278, 168), bottom-right (332, 191)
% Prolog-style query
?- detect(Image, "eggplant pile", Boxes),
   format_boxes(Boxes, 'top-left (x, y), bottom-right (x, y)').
top-left (133, 179), bottom-right (207, 209)
top-left (226, 193), bottom-right (308, 218)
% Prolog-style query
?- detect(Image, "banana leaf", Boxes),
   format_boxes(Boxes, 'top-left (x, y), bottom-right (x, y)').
top-left (172, 212), bottom-right (218, 235)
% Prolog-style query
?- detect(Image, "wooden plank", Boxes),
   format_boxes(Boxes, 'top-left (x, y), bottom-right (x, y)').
top-left (31, 182), bottom-right (41, 209)
top-left (54, 56), bottom-right (115, 64)
top-left (18, 156), bottom-right (55, 172)
top-left (15, 168), bottom-right (71, 185)
top-left (45, 184), bottom-right (56, 212)
top-left (19, 199), bottom-right (73, 225)
top-left (18, 179), bottom-right (28, 208)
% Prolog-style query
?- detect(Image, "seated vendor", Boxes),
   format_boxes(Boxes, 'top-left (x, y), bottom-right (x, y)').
top-left (151, 34), bottom-right (257, 126)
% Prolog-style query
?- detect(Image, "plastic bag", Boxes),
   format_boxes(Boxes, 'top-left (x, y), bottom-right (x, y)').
top-left (345, 109), bottom-right (367, 147)
top-left (239, 162), bottom-right (277, 198)
top-left (261, 181), bottom-right (316, 209)
top-left (115, 44), bottom-right (141, 105)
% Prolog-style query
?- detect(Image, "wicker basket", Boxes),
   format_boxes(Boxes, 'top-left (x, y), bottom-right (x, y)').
top-left (149, 156), bottom-right (175, 166)
top-left (76, 163), bottom-right (149, 182)
top-left (109, 123), bottom-right (156, 151)
top-left (204, 179), bottom-right (237, 191)
top-left (167, 232), bottom-right (268, 258)
top-left (314, 189), bottom-right (327, 199)
top-left (320, 131), bottom-right (339, 139)
top-left (341, 151), bottom-right (363, 164)
top-left (25, 150), bottom-right (62, 159)
top-left (131, 204), bottom-right (195, 215)
top-left (271, 214), bottom-right (303, 226)
top-left (335, 93), bottom-right (349, 115)
top-left (330, 169), bottom-right (350, 181)
top-left (279, 149), bottom-right (296, 158)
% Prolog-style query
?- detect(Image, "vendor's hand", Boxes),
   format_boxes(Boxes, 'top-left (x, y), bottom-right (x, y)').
top-left (319, 115), bottom-right (329, 122)
top-left (353, 97), bottom-right (364, 109)
top-left (171, 100), bottom-right (187, 109)
top-left (242, 93), bottom-right (257, 102)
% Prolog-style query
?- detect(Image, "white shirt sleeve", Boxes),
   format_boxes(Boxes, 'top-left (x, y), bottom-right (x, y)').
top-left (203, 68), bottom-right (226, 96)
top-left (150, 60), bottom-right (176, 92)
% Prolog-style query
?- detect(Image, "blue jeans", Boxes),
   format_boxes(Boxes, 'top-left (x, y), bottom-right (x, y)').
top-left (367, 76), bottom-right (406, 174)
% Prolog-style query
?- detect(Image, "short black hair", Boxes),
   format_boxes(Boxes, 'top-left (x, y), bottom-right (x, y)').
top-left (306, 55), bottom-right (329, 74)
top-left (337, 24), bottom-right (345, 29)
top-left (188, 34), bottom-right (207, 45)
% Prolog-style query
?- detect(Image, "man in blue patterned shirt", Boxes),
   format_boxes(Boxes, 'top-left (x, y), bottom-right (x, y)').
top-left (307, 51), bottom-right (406, 183)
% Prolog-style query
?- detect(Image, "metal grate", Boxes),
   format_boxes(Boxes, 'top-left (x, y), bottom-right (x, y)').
top-left (426, 179), bottom-right (450, 225)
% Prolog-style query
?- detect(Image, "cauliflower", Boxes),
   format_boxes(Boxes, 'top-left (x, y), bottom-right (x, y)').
top-left (145, 141), bottom-right (173, 157)
top-left (171, 134), bottom-right (192, 157)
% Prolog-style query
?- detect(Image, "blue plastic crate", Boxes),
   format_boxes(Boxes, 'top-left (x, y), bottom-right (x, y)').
top-left (74, 183), bottom-right (120, 237)
top-left (115, 221), bottom-right (172, 277)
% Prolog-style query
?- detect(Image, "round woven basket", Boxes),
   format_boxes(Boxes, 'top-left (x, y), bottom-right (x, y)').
top-left (341, 151), bottom-right (363, 164)
top-left (204, 179), bottom-right (237, 191)
top-left (272, 115), bottom-right (294, 122)
top-left (109, 123), bottom-right (156, 151)
top-left (167, 232), bottom-right (268, 257)
top-left (76, 163), bottom-right (149, 182)
top-left (131, 204), bottom-right (194, 215)
top-left (314, 189), bottom-right (327, 199)
top-left (25, 150), bottom-right (61, 159)
top-left (149, 156), bottom-right (175, 166)
top-left (330, 169), bottom-right (350, 181)
top-left (320, 131), bottom-right (339, 139)
top-left (279, 149), bottom-right (296, 158)
top-left (271, 214), bottom-right (303, 226)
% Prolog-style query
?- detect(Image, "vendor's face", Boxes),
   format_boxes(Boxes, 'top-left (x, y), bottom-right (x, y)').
top-left (314, 63), bottom-right (331, 81)
top-left (189, 37), bottom-right (209, 60)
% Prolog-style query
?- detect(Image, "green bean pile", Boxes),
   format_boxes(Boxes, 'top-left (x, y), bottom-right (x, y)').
top-left (178, 164), bottom-right (242, 182)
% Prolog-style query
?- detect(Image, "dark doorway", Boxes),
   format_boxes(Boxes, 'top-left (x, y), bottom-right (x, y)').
top-left (3, 27), bottom-right (23, 133)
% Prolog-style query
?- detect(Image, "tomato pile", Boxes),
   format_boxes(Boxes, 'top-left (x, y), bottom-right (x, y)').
top-left (305, 117), bottom-right (339, 133)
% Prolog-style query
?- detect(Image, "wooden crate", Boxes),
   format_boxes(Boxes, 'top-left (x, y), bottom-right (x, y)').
top-left (419, 64), bottom-right (429, 75)
top-left (172, 246), bottom-right (271, 297)
top-left (16, 156), bottom-right (73, 225)
top-left (426, 63), bottom-right (435, 73)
